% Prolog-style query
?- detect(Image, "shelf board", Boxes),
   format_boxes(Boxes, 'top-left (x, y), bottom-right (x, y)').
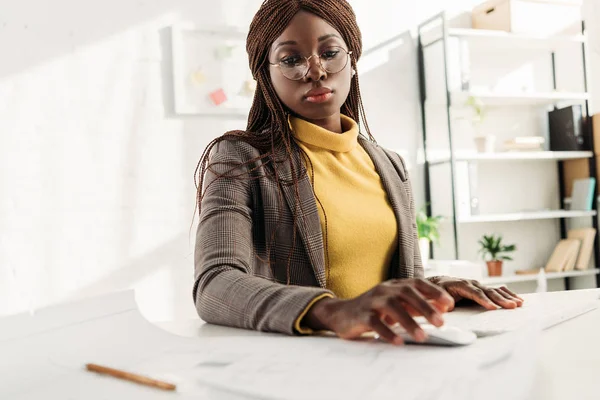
top-left (427, 150), bottom-right (593, 165)
top-left (457, 210), bottom-right (597, 224)
top-left (451, 90), bottom-right (591, 106)
top-left (448, 28), bottom-right (585, 46)
top-left (480, 269), bottom-right (600, 285)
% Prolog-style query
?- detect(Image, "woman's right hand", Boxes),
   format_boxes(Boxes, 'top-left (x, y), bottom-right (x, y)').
top-left (303, 279), bottom-right (455, 344)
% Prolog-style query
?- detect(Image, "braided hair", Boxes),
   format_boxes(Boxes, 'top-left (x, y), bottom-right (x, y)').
top-left (194, 0), bottom-right (375, 280)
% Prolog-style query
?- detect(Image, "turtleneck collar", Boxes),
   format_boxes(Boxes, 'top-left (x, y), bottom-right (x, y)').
top-left (289, 114), bottom-right (359, 153)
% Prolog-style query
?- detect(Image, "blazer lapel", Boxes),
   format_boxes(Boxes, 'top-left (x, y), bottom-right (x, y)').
top-left (359, 139), bottom-right (415, 278)
top-left (275, 147), bottom-right (327, 288)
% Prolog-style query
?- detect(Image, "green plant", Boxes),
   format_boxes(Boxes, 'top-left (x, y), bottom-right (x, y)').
top-left (416, 207), bottom-right (442, 243)
top-left (465, 95), bottom-right (486, 124)
top-left (478, 234), bottom-right (516, 261)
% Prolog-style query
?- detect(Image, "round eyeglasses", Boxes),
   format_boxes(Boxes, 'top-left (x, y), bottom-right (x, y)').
top-left (269, 46), bottom-right (352, 81)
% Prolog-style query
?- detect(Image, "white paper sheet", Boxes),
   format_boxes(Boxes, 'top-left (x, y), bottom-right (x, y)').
top-left (158, 326), bottom-right (539, 400)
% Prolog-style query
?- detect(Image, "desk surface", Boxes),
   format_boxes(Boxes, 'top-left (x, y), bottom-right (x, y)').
top-left (156, 289), bottom-right (600, 400)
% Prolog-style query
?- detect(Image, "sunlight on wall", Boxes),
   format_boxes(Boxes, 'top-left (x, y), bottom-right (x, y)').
top-left (0, 10), bottom-right (197, 320)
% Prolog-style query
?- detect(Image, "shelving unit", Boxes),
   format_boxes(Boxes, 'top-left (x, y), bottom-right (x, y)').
top-left (458, 210), bottom-right (597, 224)
top-left (427, 150), bottom-right (593, 165)
top-left (421, 27), bottom-right (586, 48)
top-left (450, 91), bottom-right (591, 106)
top-left (417, 12), bottom-right (599, 289)
top-left (481, 269), bottom-right (599, 286)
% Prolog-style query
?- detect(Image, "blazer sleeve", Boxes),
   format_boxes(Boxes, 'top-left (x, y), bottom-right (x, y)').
top-left (394, 151), bottom-right (424, 279)
top-left (193, 140), bottom-right (333, 335)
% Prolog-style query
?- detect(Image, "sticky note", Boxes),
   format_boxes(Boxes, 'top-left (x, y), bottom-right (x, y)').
top-left (239, 79), bottom-right (257, 97)
top-left (190, 69), bottom-right (206, 86)
top-left (214, 45), bottom-right (235, 60)
top-left (209, 88), bottom-right (227, 106)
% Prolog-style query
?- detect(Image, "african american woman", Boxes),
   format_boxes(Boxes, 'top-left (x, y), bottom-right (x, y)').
top-left (193, 0), bottom-right (523, 344)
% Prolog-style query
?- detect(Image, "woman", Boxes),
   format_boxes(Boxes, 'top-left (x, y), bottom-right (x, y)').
top-left (193, 0), bottom-right (523, 344)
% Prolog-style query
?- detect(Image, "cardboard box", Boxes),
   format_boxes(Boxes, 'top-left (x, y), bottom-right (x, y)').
top-left (472, 0), bottom-right (582, 36)
top-left (563, 114), bottom-right (600, 197)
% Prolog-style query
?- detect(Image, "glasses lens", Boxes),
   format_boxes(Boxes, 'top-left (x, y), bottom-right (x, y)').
top-left (278, 55), bottom-right (308, 80)
top-left (320, 47), bottom-right (349, 74)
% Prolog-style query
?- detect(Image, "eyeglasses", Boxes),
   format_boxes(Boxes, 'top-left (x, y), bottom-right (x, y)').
top-left (269, 46), bottom-right (352, 81)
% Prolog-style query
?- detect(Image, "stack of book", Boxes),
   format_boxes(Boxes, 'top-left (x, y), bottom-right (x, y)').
top-left (516, 228), bottom-right (596, 274)
top-left (503, 136), bottom-right (545, 151)
top-left (546, 228), bottom-right (596, 272)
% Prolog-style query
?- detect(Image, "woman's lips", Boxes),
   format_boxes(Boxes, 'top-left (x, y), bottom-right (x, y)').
top-left (305, 92), bottom-right (333, 103)
top-left (304, 88), bottom-right (333, 103)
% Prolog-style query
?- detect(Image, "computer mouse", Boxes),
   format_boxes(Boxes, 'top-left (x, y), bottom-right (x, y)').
top-left (392, 324), bottom-right (477, 346)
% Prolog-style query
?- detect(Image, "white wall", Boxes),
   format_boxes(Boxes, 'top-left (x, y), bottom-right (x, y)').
top-left (1, 0), bottom-right (598, 321)
top-left (0, 0), bottom-right (260, 321)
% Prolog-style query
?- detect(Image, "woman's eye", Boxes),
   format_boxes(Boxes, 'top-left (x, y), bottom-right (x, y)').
top-left (281, 55), bottom-right (302, 67)
top-left (321, 50), bottom-right (340, 60)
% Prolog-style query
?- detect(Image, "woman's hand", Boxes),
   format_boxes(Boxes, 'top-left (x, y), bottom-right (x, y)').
top-left (304, 279), bottom-right (455, 344)
top-left (428, 276), bottom-right (524, 310)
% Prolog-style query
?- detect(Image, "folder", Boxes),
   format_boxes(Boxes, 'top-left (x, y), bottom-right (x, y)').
top-left (545, 239), bottom-right (581, 273)
top-left (567, 228), bottom-right (597, 270)
top-left (571, 178), bottom-right (596, 211)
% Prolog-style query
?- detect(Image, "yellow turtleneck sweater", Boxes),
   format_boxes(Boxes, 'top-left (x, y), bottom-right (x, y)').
top-left (290, 115), bottom-right (398, 302)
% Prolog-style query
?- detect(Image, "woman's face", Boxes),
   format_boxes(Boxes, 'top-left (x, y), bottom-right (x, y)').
top-left (268, 11), bottom-right (353, 126)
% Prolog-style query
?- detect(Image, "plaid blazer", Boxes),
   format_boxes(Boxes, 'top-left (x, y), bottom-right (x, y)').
top-left (193, 135), bottom-right (423, 335)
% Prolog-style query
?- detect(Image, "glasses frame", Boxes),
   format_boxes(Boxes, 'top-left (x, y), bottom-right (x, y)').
top-left (269, 46), bottom-right (353, 81)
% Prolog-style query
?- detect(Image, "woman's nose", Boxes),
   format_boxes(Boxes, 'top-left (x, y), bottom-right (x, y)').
top-left (303, 56), bottom-right (327, 82)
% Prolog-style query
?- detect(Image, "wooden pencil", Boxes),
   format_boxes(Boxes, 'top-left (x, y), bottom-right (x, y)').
top-left (85, 363), bottom-right (176, 391)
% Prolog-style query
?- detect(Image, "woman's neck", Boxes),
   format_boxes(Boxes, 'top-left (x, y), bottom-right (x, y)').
top-left (302, 114), bottom-right (342, 133)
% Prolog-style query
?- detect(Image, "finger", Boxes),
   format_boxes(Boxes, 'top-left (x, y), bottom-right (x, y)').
top-left (405, 300), bottom-right (452, 316)
top-left (456, 286), bottom-right (499, 310)
top-left (473, 282), bottom-right (517, 308)
top-left (367, 314), bottom-right (404, 345)
top-left (396, 286), bottom-right (444, 327)
top-left (482, 287), bottom-right (518, 309)
top-left (377, 299), bottom-right (427, 342)
top-left (499, 286), bottom-right (525, 303)
top-left (412, 279), bottom-right (455, 310)
top-left (495, 287), bottom-right (524, 306)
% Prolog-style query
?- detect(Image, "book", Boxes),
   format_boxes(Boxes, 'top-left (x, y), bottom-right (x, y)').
top-left (515, 268), bottom-right (541, 275)
top-left (455, 161), bottom-right (479, 217)
top-left (570, 178), bottom-right (596, 211)
top-left (567, 228), bottom-right (597, 270)
top-left (563, 240), bottom-right (580, 272)
top-left (545, 239), bottom-right (581, 273)
top-left (512, 136), bottom-right (545, 144)
top-left (503, 139), bottom-right (544, 151)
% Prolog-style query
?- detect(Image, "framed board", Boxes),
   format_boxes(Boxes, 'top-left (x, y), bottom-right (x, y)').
top-left (171, 23), bottom-right (254, 118)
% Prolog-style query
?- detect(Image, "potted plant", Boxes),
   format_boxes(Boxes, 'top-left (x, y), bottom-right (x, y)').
top-left (416, 207), bottom-right (442, 266)
top-left (465, 96), bottom-right (494, 153)
top-left (478, 234), bottom-right (516, 276)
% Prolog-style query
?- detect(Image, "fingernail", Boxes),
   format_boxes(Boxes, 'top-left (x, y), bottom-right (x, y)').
top-left (394, 336), bottom-right (404, 345)
top-left (433, 315), bottom-right (444, 326)
top-left (415, 329), bottom-right (427, 342)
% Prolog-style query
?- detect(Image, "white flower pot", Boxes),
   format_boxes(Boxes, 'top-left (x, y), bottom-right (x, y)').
top-left (419, 238), bottom-right (431, 266)
top-left (474, 135), bottom-right (496, 153)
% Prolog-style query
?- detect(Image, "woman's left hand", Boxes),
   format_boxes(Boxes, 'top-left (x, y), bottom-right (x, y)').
top-left (428, 276), bottom-right (524, 311)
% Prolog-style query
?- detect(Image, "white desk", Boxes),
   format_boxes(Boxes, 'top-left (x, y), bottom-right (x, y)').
top-left (2, 289), bottom-right (599, 399)
top-left (156, 289), bottom-right (600, 400)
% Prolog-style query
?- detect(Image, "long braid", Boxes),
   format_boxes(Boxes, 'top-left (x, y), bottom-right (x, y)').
top-left (194, 0), bottom-right (376, 283)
